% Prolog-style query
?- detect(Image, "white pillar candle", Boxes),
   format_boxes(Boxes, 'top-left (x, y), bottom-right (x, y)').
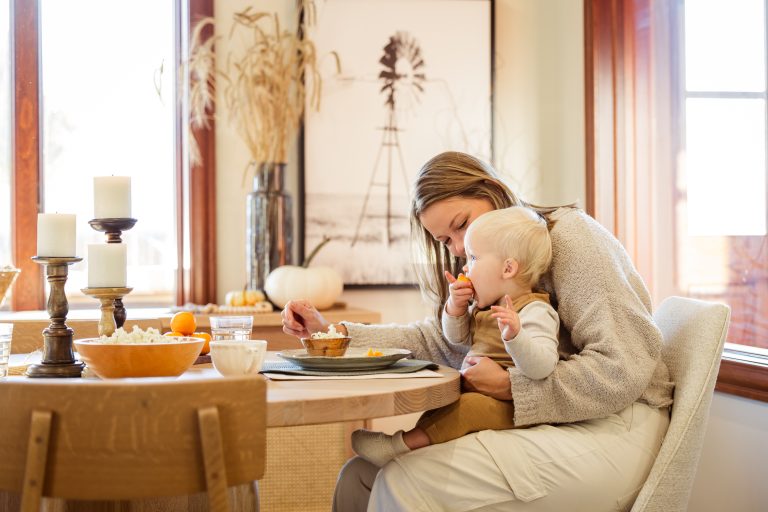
top-left (36, 213), bottom-right (76, 257)
top-left (88, 244), bottom-right (127, 288)
top-left (93, 176), bottom-right (132, 219)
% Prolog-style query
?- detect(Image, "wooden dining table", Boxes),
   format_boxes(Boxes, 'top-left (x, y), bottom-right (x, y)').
top-left (1, 351), bottom-right (461, 511)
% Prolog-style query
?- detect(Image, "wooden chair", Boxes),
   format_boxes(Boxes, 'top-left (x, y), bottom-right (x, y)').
top-left (0, 375), bottom-right (266, 512)
top-left (630, 296), bottom-right (731, 512)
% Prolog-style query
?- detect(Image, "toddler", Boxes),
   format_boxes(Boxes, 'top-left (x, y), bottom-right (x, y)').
top-left (352, 206), bottom-right (560, 466)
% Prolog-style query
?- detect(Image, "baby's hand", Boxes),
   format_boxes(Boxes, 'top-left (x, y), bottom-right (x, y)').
top-left (444, 271), bottom-right (474, 317)
top-left (491, 295), bottom-right (521, 341)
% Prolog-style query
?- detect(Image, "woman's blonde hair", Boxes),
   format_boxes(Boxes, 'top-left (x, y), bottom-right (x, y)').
top-left (466, 206), bottom-right (553, 289)
top-left (410, 151), bottom-right (570, 321)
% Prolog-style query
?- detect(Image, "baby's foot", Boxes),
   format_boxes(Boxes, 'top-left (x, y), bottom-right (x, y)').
top-left (351, 429), bottom-right (410, 467)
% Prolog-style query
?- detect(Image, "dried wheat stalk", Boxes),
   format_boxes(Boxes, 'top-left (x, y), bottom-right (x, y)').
top-left (186, 1), bottom-right (332, 182)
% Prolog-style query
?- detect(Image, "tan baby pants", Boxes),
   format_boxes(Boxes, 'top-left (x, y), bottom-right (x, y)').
top-left (416, 392), bottom-right (517, 444)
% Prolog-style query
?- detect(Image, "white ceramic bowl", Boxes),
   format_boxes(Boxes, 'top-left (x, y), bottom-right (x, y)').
top-left (209, 339), bottom-right (267, 376)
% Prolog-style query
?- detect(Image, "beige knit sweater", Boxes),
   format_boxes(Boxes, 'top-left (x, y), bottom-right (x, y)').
top-left (343, 208), bottom-right (674, 427)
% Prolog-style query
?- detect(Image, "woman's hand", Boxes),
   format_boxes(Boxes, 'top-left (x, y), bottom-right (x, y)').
top-left (490, 295), bottom-right (521, 341)
top-left (281, 300), bottom-right (334, 338)
top-left (461, 356), bottom-right (514, 400)
top-left (444, 271), bottom-right (474, 317)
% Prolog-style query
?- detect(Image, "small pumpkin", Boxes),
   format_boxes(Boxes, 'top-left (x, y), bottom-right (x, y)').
top-left (264, 237), bottom-right (343, 310)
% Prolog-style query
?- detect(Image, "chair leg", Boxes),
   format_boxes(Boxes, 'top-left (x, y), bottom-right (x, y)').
top-left (198, 406), bottom-right (230, 512)
top-left (21, 410), bottom-right (53, 512)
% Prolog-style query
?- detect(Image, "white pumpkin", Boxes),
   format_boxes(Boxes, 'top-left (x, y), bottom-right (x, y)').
top-left (264, 265), bottom-right (343, 310)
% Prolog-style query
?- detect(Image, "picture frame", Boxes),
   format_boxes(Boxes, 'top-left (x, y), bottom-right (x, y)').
top-left (301, 0), bottom-right (494, 286)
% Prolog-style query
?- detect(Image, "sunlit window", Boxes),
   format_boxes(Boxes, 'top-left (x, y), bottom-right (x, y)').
top-left (40, 0), bottom-right (177, 305)
top-left (680, 0), bottom-right (768, 349)
top-left (0, 0), bottom-right (12, 272)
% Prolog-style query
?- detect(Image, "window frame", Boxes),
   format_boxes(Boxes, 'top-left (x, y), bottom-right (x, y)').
top-left (585, 0), bottom-right (768, 403)
top-left (9, 0), bottom-right (216, 311)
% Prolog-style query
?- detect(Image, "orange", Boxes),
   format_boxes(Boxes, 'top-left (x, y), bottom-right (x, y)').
top-left (170, 311), bottom-right (196, 336)
top-left (164, 331), bottom-right (184, 337)
top-left (457, 274), bottom-right (471, 283)
top-left (192, 332), bottom-right (212, 355)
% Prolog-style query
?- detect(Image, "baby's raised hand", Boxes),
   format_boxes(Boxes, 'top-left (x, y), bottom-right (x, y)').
top-left (490, 295), bottom-right (521, 341)
top-left (444, 271), bottom-right (474, 317)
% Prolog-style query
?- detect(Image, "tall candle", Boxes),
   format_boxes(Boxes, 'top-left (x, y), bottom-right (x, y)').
top-left (94, 176), bottom-right (132, 219)
top-left (88, 244), bottom-right (127, 287)
top-left (37, 214), bottom-right (76, 257)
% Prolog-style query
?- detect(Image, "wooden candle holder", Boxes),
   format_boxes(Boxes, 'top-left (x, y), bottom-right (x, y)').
top-left (27, 256), bottom-right (85, 378)
top-left (81, 287), bottom-right (134, 337)
top-left (88, 218), bottom-right (137, 244)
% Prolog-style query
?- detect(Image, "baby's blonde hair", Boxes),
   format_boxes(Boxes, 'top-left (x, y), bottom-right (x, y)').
top-left (466, 206), bottom-right (553, 288)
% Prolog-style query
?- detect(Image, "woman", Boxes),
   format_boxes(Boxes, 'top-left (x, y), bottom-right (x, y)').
top-left (281, 152), bottom-right (674, 511)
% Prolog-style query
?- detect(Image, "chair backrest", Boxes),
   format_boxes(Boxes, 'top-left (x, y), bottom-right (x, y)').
top-left (0, 375), bottom-right (266, 512)
top-left (631, 296), bottom-right (730, 512)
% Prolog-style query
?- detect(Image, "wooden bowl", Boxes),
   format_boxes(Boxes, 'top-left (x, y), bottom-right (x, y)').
top-left (74, 337), bottom-right (205, 378)
top-left (300, 336), bottom-right (351, 357)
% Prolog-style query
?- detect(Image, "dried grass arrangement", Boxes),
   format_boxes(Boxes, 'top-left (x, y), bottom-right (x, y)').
top-left (186, 1), bottom-right (334, 178)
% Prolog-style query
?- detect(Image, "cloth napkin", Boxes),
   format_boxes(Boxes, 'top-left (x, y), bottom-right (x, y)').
top-left (261, 358), bottom-right (439, 378)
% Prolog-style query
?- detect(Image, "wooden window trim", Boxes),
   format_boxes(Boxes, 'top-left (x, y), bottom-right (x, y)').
top-left (182, 0), bottom-right (217, 305)
top-left (717, 356), bottom-right (768, 403)
top-left (9, 0), bottom-right (216, 310)
top-left (585, 0), bottom-right (768, 404)
top-left (11, 0), bottom-right (43, 311)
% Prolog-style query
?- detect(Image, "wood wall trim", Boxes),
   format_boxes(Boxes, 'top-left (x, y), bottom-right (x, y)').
top-left (716, 358), bottom-right (768, 403)
top-left (11, 0), bottom-right (44, 311)
top-left (583, 0), bottom-right (652, 256)
top-left (184, 0), bottom-right (217, 305)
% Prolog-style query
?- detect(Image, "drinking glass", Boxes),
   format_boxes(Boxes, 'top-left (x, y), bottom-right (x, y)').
top-left (210, 316), bottom-right (253, 341)
top-left (0, 323), bottom-right (12, 379)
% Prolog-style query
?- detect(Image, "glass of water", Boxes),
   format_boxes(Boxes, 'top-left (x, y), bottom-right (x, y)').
top-left (0, 323), bottom-right (13, 379)
top-left (210, 316), bottom-right (253, 341)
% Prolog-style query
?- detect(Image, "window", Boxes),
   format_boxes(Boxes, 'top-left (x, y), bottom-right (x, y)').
top-left (0, 0), bottom-right (11, 272)
top-left (6, 0), bottom-right (216, 311)
top-left (39, 0), bottom-right (177, 305)
top-left (585, 0), bottom-right (768, 401)
top-left (679, 0), bottom-right (768, 351)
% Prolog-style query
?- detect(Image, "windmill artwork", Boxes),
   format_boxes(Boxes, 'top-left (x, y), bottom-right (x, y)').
top-left (303, 0), bottom-right (492, 285)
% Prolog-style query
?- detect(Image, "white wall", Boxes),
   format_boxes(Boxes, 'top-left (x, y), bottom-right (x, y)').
top-left (214, 0), bottom-right (585, 311)
top-left (689, 392), bottom-right (768, 511)
top-left (213, 2), bottom-right (767, 511)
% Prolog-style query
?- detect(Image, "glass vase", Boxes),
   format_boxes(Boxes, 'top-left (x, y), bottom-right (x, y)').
top-left (246, 162), bottom-right (293, 290)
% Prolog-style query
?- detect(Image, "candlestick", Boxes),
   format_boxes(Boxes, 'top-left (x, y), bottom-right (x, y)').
top-left (94, 176), bottom-right (131, 219)
top-left (88, 217), bottom-right (137, 244)
top-left (88, 244), bottom-right (127, 288)
top-left (36, 213), bottom-right (76, 257)
top-left (81, 287), bottom-right (133, 337)
top-left (26, 256), bottom-right (85, 378)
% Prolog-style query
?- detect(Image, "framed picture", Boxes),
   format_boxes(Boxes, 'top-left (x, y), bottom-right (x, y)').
top-left (302, 0), bottom-right (493, 286)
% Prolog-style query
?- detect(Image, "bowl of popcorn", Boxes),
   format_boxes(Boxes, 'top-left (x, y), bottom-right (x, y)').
top-left (300, 325), bottom-right (351, 357)
top-left (74, 326), bottom-right (205, 379)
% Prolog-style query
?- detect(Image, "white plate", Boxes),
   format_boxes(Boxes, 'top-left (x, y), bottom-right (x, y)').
top-left (277, 348), bottom-right (412, 371)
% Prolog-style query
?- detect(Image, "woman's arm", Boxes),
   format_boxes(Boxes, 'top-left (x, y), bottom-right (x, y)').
top-left (343, 318), bottom-right (468, 368)
top-left (281, 300), bottom-right (468, 367)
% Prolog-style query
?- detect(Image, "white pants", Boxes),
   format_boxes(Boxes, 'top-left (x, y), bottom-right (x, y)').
top-left (333, 402), bottom-right (669, 512)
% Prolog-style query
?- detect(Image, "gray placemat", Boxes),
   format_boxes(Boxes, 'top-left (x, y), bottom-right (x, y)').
top-left (261, 359), bottom-right (438, 377)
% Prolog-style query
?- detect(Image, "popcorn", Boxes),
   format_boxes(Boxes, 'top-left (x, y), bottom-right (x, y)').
top-left (98, 325), bottom-right (183, 344)
top-left (310, 324), bottom-right (346, 339)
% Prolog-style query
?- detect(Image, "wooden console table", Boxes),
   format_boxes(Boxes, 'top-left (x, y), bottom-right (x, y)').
top-left (0, 305), bottom-right (382, 354)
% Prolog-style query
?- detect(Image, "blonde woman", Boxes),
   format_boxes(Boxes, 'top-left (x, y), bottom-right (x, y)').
top-left (282, 152), bottom-right (673, 512)
top-left (352, 206), bottom-right (560, 466)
